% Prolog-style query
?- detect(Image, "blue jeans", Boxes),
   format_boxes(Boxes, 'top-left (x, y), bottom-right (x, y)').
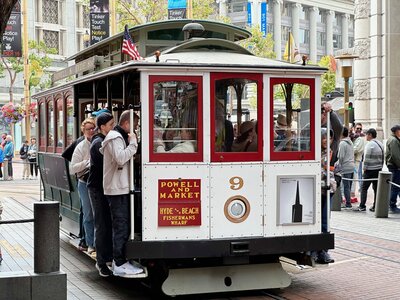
top-left (342, 172), bottom-right (353, 206)
top-left (388, 167), bottom-right (400, 209)
top-left (88, 188), bottom-right (113, 266)
top-left (77, 181), bottom-right (95, 248)
top-left (106, 194), bottom-right (130, 266)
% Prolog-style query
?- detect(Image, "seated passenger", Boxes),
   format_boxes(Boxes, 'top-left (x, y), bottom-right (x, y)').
top-left (156, 127), bottom-right (196, 153)
top-left (162, 126), bottom-right (177, 151)
top-left (231, 121), bottom-right (257, 152)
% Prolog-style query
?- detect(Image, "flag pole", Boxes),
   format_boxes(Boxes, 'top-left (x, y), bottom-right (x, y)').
top-left (129, 104), bottom-right (135, 240)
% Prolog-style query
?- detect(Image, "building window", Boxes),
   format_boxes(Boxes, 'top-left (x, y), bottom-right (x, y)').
top-left (281, 26), bottom-right (291, 43)
top-left (319, 10), bottom-right (327, 24)
top-left (42, 0), bottom-right (59, 24)
top-left (333, 34), bottom-right (342, 49)
top-left (317, 32), bottom-right (326, 47)
top-left (299, 29), bottom-right (310, 44)
top-left (228, 0), bottom-right (246, 13)
top-left (302, 7), bottom-right (310, 21)
top-left (282, 3), bottom-right (292, 17)
top-left (348, 37), bottom-right (354, 48)
top-left (83, 6), bottom-right (90, 28)
top-left (43, 30), bottom-right (59, 54)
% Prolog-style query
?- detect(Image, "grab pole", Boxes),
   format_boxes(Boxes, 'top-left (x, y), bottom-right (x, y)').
top-left (129, 105), bottom-right (135, 240)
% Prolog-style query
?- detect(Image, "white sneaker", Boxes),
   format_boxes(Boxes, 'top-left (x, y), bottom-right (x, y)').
top-left (87, 246), bottom-right (96, 254)
top-left (112, 261), bottom-right (143, 278)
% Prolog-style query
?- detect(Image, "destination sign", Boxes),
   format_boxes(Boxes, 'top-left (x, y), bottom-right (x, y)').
top-left (51, 56), bottom-right (104, 83)
top-left (158, 179), bottom-right (201, 226)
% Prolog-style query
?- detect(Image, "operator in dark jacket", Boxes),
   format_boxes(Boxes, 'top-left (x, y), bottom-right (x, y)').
top-left (87, 111), bottom-right (115, 277)
top-left (385, 125), bottom-right (400, 213)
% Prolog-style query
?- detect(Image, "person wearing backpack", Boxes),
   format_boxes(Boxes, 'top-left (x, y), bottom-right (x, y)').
top-left (20, 140), bottom-right (30, 179)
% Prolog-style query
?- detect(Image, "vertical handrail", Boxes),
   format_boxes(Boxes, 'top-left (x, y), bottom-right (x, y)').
top-left (129, 105), bottom-right (135, 240)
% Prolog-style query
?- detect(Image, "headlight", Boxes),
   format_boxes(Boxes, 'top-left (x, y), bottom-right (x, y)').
top-left (224, 196), bottom-right (250, 223)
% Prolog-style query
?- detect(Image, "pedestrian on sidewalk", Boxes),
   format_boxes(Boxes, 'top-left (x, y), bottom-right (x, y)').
top-left (352, 123), bottom-right (366, 200)
top-left (87, 111), bottom-right (114, 277)
top-left (0, 145), bottom-right (3, 179)
top-left (385, 125), bottom-right (400, 213)
top-left (20, 140), bottom-right (30, 180)
top-left (3, 135), bottom-right (14, 180)
top-left (27, 138), bottom-right (38, 179)
top-left (338, 127), bottom-right (355, 209)
top-left (354, 128), bottom-right (384, 212)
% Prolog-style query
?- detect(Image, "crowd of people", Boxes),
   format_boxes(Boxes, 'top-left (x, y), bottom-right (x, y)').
top-left (63, 109), bottom-right (144, 278)
top-left (0, 134), bottom-right (38, 181)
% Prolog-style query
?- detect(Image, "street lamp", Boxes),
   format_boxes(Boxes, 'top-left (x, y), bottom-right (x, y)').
top-left (335, 54), bottom-right (358, 127)
top-left (83, 30), bottom-right (90, 48)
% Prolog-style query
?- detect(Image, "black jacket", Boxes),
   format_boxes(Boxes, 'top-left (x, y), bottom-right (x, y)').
top-left (87, 133), bottom-right (105, 189)
top-left (61, 136), bottom-right (85, 162)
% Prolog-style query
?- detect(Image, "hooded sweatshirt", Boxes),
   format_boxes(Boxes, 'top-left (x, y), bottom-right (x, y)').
top-left (101, 125), bottom-right (138, 195)
top-left (338, 137), bottom-right (355, 174)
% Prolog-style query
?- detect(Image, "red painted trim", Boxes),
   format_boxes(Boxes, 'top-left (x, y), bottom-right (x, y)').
top-left (269, 78), bottom-right (315, 161)
top-left (46, 96), bottom-right (55, 153)
top-left (149, 75), bottom-right (203, 162)
top-left (38, 99), bottom-right (46, 152)
top-left (210, 73), bottom-right (263, 162)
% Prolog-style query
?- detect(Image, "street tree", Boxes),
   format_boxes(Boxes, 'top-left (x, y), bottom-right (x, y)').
top-left (0, 0), bottom-right (18, 37)
top-left (238, 26), bottom-right (276, 59)
top-left (0, 40), bottom-right (56, 102)
top-left (319, 55), bottom-right (336, 96)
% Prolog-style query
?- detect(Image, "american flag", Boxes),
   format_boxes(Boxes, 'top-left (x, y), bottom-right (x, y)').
top-left (122, 25), bottom-right (142, 60)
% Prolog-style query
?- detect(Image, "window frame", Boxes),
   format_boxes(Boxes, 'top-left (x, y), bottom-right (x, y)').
top-left (149, 75), bottom-right (203, 162)
top-left (210, 72), bottom-right (263, 162)
top-left (55, 93), bottom-right (65, 153)
top-left (46, 96), bottom-right (55, 153)
top-left (269, 77), bottom-right (315, 161)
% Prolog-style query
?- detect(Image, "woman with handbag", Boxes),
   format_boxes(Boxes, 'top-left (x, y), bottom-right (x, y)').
top-left (28, 138), bottom-right (38, 179)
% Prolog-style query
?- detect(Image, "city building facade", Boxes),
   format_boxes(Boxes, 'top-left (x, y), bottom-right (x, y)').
top-left (218, 0), bottom-right (355, 62)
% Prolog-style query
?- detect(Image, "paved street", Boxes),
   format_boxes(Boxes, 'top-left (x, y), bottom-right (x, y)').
top-left (1, 161), bottom-right (400, 299)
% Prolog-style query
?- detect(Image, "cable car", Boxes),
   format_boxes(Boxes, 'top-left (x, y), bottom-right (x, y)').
top-left (32, 19), bottom-right (333, 296)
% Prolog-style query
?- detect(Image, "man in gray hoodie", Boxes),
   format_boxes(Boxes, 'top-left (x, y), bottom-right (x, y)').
top-left (102, 110), bottom-right (143, 277)
top-left (338, 127), bottom-right (355, 208)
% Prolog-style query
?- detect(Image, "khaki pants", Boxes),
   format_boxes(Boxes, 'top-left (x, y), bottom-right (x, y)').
top-left (3, 160), bottom-right (9, 180)
top-left (22, 159), bottom-right (30, 178)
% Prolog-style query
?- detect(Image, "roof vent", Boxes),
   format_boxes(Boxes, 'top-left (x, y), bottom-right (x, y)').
top-left (182, 22), bottom-right (205, 40)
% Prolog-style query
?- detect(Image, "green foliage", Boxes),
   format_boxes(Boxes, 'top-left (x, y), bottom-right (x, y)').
top-left (238, 26), bottom-right (276, 59)
top-left (318, 55), bottom-right (336, 96)
top-left (28, 40), bottom-right (57, 90)
top-left (192, 0), bottom-right (215, 20)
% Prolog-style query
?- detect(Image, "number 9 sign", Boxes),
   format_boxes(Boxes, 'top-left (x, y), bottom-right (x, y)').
top-left (229, 176), bottom-right (244, 190)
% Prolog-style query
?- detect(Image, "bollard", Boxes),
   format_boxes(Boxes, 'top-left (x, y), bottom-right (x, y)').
top-left (34, 201), bottom-right (60, 273)
top-left (3, 160), bottom-right (9, 180)
top-left (331, 189), bottom-right (342, 211)
top-left (375, 171), bottom-right (391, 218)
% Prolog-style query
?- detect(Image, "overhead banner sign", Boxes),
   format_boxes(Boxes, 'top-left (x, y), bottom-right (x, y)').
top-left (261, 2), bottom-right (267, 37)
top-left (90, 0), bottom-right (110, 45)
top-left (168, 0), bottom-right (186, 20)
top-left (247, 2), bottom-right (252, 27)
top-left (2, 0), bottom-right (22, 57)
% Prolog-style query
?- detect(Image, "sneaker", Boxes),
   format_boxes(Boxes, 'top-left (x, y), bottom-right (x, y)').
top-left (389, 207), bottom-right (400, 214)
top-left (113, 261), bottom-right (143, 278)
top-left (353, 206), bottom-right (366, 212)
top-left (78, 240), bottom-right (88, 251)
top-left (87, 246), bottom-right (96, 254)
top-left (315, 250), bottom-right (335, 264)
top-left (369, 207), bottom-right (375, 212)
top-left (341, 204), bottom-right (353, 209)
top-left (96, 263), bottom-right (112, 277)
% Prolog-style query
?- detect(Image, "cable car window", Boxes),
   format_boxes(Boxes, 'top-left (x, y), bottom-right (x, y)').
top-left (150, 76), bottom-right (203, 162)
top-left (47, 99), bottom-right (54, 148)
top-left (270, 78), bottom-right (315, 161)
top-left (56, 97), bottom-right (64, 149)
top-left (211, 73), bottom-right (263, 162)
top-left (39, 101), bottom-right (46, 150)
top-left (66, 94), bottom-right (74, 147)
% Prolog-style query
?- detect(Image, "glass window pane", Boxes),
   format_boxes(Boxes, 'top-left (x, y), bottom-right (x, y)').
top-left (39, 102), bottom-right (46, 147)
top-left (214, 78), bottom-right (258, 152)
top-left (47, 100), bottom-right (54, 147)
top-left (273, 83), bottom-right (311, 152)
top-left (153, 81), bottom-right (198, 153)
top-left (66, 95), bottom-right (74, 146)
top-left (56, 99), bottom-right (63, 147)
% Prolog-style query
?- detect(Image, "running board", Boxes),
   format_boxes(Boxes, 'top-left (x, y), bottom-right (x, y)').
top-left (162, 262), bottom-right (291, 296)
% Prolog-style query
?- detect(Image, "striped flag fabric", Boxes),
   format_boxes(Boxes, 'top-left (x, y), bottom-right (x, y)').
top-left (122, 25), bottom-right (142, 60)
top-left (283, 32), bottom-right (301, 63)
